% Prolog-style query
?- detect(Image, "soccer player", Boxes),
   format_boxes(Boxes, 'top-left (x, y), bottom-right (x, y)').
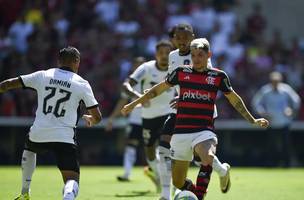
top-left (122, 40), bottom-right (175, 192)
top-left (157, 23), bottom-right (230, 200)
top-left (106, 57), bottom-right (146, 181)
top-left (121, 38), bottom-right (269, 200)
top-left (0, 47), bottom-right (102, 200)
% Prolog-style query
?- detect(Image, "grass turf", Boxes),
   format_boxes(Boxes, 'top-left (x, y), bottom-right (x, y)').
top-left (1, 166), bottom-right (303, 200)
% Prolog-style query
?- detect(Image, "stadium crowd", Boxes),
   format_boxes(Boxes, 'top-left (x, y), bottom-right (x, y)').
top-left (0, 0), bottom-right (303, 120)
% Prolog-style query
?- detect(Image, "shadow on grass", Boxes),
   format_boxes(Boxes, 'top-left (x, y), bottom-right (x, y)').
top-left (115, 190), bottom-right (156, 198)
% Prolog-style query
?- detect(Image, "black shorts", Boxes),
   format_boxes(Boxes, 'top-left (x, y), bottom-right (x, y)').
top-left (160, 113), bottom-right (176, 136)
top-left (25, 135), bottom-right (80, 173)
top-left (128, 124), bottom-right (143, 141)
top-left (142, 115), bottom-right (169, 146)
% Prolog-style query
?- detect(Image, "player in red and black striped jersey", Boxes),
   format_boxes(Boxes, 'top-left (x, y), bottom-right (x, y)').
top-left (121, 38), bottom-right (269, 200)
top-left (167, 65), bottom-right (229, 133)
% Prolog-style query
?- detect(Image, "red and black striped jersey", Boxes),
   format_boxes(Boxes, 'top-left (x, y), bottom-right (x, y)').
top-left (166, 66), bottom-right (233, 134)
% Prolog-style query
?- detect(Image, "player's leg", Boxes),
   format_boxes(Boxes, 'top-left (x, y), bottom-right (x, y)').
top-left (142, 119), bottom-right (159, 191)
top-left (53, 143), bottom-right (80, 200)
top-left (117, 124), bottom-right (142, 181)
top-left (61, 171), bottom-right (79, 200)
top-left (157, 114), bottom-right (175, 200)
top-left (15, 136), bottom-right (40, 200)
top-left (171, 160), bottom-right (191, 190)
top-left (193, 151), bottom-right (230, 193)
top-left (192, 132), bottom-right (218, 200)
top-left (170, 134), bottom-right (196, 194)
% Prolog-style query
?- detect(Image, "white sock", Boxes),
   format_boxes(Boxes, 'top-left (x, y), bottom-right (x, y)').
top-left (123, 146), bottom-right (136, 178)
top-left (147, 158), bottom-right (159, 179)
top-left (157, 146), bottom-right (171, 199)
top-left (63, 180), bottom-right (79, 200)
top-left (212, 156), bottom-right (227, 177)
top-left (21, 150), bottom-right (36, 194)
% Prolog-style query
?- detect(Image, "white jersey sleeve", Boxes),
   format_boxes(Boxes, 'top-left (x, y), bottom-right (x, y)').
top-left (81, 82), bottom-right (98, 108)
top-left (129, 63), bottom-right (147, 84)
top-left (20, 71), bottom-right (44, 90)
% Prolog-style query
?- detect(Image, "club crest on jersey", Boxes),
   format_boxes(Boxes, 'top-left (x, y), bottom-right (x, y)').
top-left (205, 76), bottom-right (216, 85)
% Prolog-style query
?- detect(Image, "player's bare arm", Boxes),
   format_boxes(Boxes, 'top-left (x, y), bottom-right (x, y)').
top-left (0, 77), bottom-right (23, 93)
top-left (83, 107), bottom-right (102, 127)
top-left (122, 78), bottom-right (142, 99)
top-left (106, 97), bottom-right (128, 131)
top-left (224, 90), bottom-right (269, 128)
top-left (121, 80), bottom-right (171, 116)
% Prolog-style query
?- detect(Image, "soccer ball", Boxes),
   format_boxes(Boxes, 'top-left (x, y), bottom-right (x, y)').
top-left (174, 190), bottom-right (198, 200)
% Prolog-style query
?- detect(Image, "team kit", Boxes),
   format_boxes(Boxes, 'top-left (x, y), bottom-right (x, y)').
top-left (0, 23), bottom-right (269, 200)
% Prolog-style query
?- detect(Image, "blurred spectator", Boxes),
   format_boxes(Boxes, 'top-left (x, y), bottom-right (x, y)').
top-left (0, 0), bottom-right (303, 119)
top-left (252, 71), bottom-right (301, 167)
top-left (94, 0), bottom-right (120, 27)
top-left (8, 15), bottom-right (34, 53)
top-left (189, 0), bottom-right (216, 37)
top-left (245, 2), bottom-right (266, 43)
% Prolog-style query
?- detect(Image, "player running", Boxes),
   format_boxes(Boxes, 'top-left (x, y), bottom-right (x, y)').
top-left (122, 40), bottom-right (175, 193)
top-left (157, 23), bottom-right (230, 200)
top-left (121, 38), bottom-right (269, 200)
top-left (106, 57), bottom-right (146, 181)
top-left (0, 47), bottom-right (101, 200)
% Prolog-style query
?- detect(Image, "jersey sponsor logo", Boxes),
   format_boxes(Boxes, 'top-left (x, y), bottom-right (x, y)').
top-left (184, 75), bottom-right (190, 80)
top-left (205, 76), bottom-right (216, 85)
top-left (182, 90), bottom-right (211, 101)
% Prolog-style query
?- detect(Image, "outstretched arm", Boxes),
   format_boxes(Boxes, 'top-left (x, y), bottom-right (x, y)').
top-left (225, 90), bottom-right (269, 128)
top-left (121, 80), bottom-right (171, 116)
top-left (106, 97), bottom-right (128, 131)
top-left (122, 79), bottom-right (142, 99)
top-left (0, 77), bottom-right (23, 93)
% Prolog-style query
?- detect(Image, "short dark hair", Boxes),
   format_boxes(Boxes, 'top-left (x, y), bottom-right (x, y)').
top-left (156, 40), bottom-right (173, 51)
top-left (58, 46), bottom-right (80, 65)
top-left (175, 23), bottom-right (193, 34)
top-left (168, 25), bottom-right (177, 39)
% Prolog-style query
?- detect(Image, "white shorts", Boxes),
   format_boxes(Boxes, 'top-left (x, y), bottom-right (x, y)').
top-left (170, 130), bottom-right (217, 161)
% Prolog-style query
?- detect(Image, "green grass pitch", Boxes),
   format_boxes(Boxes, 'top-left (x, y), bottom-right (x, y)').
top-left (1, 166), bottom-right (303, 200)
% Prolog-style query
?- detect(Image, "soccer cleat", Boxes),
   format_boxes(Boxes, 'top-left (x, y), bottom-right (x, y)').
top-left (143, 166), bottom-right (161, 193)
top-left (116, 175), bottom-right (130, 182)
top-left (220, 163), bottom-right (231, 193)
top-left (14, 193), bottom-right (30, 200)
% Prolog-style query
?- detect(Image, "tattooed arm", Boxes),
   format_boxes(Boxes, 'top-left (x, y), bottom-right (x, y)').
top-left (224, 90), bottom-right (269, 128)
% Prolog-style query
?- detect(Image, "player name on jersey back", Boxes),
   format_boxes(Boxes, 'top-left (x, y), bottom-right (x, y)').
top-left (20, 67), bottom-right (98, 144)
top-left (49, 78), bottom-right (71, 88)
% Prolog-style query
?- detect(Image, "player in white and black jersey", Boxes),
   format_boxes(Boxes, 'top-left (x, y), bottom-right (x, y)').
top-left (0, 47), bottom-right (101, 200)
top-left (105, 57), bottom-right (146, 182)
top-left (157, 24), bottom-right (230, 200)
top-left (123, 40), bottom-right (175, 193)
